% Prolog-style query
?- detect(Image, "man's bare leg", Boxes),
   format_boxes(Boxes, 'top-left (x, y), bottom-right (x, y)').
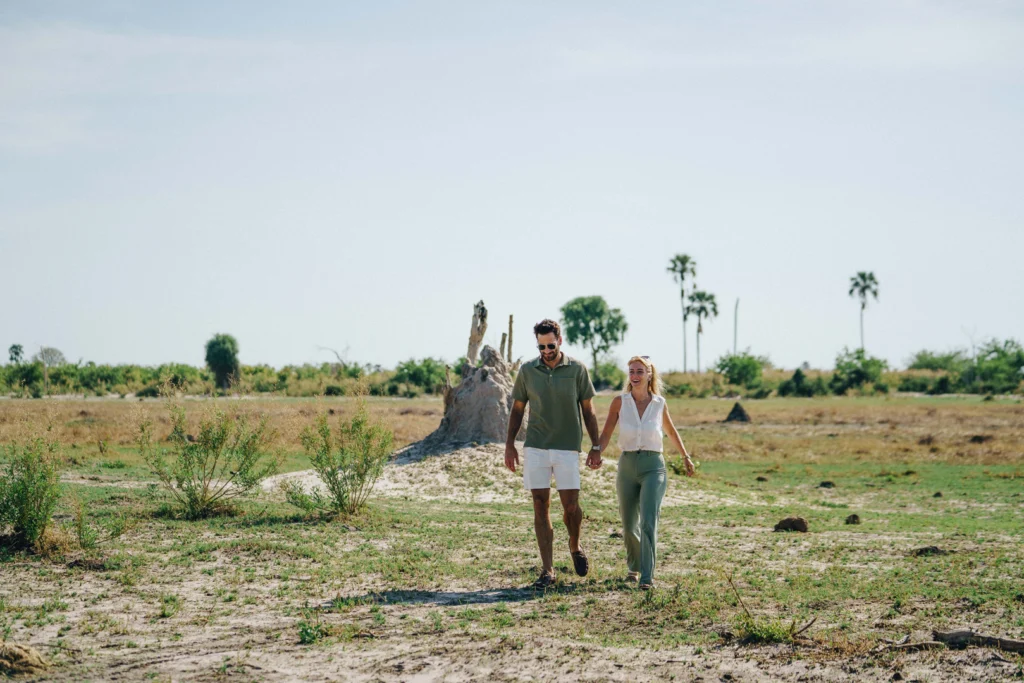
top-left (531, 488), bottom-right (554, 575)
top-left (558, 488), bottom-right (583, 554)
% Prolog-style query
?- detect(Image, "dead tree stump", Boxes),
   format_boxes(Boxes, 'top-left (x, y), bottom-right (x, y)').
top-left (466, 301), bottom-right (488, 366)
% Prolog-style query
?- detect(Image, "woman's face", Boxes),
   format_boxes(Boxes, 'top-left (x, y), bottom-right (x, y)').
top-left (628, 361), bottom-right (650, 390)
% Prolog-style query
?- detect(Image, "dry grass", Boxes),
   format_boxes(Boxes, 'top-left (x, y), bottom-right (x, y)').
top-left (1, 395), bottom-right (1023, 681)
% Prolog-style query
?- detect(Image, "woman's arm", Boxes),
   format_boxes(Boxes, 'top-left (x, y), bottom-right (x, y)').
top-left (663, 403), bottom-right (695, 476)
top-left (590, 396), bottom-right (621, 469)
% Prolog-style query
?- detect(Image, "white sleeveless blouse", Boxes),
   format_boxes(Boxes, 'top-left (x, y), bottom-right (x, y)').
top-left (618, 392), bottom-right (665, 452)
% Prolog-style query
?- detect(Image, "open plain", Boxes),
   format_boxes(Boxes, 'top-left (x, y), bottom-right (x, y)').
top-left (1, 395), bottom-right (1023, 681)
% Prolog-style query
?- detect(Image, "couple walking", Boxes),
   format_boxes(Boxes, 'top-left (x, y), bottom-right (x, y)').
top-left (504, 319), bottom-right (695, 590)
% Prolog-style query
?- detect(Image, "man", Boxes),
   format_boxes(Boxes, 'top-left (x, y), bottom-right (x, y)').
top-left (505, 318), bottom-right (602, 588)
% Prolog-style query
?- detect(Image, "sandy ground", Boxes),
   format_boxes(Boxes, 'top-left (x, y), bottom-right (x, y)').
top-left (263, 443), bottom-right (746, 510)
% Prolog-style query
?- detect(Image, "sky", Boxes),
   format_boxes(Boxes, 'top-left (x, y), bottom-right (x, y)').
top-left (1, 0), bottom-right (1022, 373)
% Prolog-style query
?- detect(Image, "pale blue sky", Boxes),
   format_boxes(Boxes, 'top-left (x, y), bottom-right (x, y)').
top-left (2, 1), bottom-right (1022, 372)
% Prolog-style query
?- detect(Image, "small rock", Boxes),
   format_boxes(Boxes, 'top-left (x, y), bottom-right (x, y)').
top-left (969, 434), bottom-right (993, 444)
top-left (845, 514), bottom-right (861, 525)
top-left (911, 546), bottom-right (950, 557)
top-left (756, 476), bottom-right (768, 482)
top-left (819, 481), bottom-right (835, 488)
top-left (933, 491), bottom-right (942, 498)
top-left (774, 517), bottom-right (809, 532)
top-left (892, 673), bottom-right (903, 682)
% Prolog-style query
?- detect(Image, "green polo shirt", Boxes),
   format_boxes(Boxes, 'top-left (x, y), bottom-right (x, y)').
top-left (512, 354), bottom-right (596, 451)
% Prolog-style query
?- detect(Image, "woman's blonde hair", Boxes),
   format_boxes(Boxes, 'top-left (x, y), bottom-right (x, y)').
top-left (626, 355), bottom-right (661, 396)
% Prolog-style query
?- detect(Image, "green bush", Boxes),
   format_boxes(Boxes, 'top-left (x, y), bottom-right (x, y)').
top-left (323, 385), bottom-right (344, 397)
top-left (928, 375), bottom-right (955, 395)
top-left (0, 438), bottom-right (63, 549)
top-left (663, 382), bottom-right (693, 397)
top-left (593, 362), bottom-right (626, 391)
top-left (897, 376), bottom-right (932, 393)
top-left (283, 398), bottom-right (394, 517)
top-left (715, 352), bottom-right (767, 388)
top-left (393, 358), bottom-right (447, 394)
top-left (906, 349), bottom-right (969, 372)
top-left (777, 368), bottom-right (829, 397)
top-left (747, 385), bottom-right (773, 399)
top-left (137, 404), bottom-right (279, 519)
top-left (962, 339), bottom-right (1024, 394)
top-left (830, 348), bottom-right (888, 395)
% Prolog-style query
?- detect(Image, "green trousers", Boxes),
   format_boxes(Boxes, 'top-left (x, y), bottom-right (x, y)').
top-left (616, 450), bottom-right (668, 584)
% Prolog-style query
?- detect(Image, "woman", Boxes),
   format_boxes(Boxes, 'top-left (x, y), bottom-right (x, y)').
top-left (593, 356), bottom-right (694, 589)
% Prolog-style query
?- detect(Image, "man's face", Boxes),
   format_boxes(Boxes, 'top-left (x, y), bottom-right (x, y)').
top-left (536, 332), bottom-right (561, 363)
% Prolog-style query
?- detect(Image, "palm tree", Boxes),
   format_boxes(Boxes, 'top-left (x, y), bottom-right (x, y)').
top-left (848, 271), bottom-right (879, 351)
top-left (667, 254), bottom-right (697, 372)
top-left (686, 290), bottom-right (719, 373)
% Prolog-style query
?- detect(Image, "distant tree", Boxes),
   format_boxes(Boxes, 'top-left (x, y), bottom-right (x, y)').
top-left (205, 334), bottom-right (240, 390)
top-left (8, 344), bottom-right (23, 364)
top-left (667, 254), bottom-right (697, 372)
top-left (32, 347), bottom-right (66, 367)
top-left (686, 290), bottom-right (718, 373)
top-left (715, 351), bottom-right (768, 387)
top-left (848, 271), bottom-right (879, 351)
top-left (560, 296), bottom-right (628, 373)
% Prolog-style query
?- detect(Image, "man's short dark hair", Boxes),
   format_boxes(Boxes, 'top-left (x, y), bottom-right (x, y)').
top-left (534, 319), bottom-right (561, 338)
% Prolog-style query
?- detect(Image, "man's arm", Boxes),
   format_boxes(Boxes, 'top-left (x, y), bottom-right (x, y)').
top-left (504, 399), bottom-right (527, 472)
top-left (581, 398), bottom-right (601, 468)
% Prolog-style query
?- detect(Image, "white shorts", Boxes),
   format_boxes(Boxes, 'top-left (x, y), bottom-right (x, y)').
top-left (522, 447), bottom-right (582, 491)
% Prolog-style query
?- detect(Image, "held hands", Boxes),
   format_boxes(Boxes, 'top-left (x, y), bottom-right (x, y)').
top-left (504, 444), bottom-right (520, 473)
top-left (585, 447), bottom-right (603, 470)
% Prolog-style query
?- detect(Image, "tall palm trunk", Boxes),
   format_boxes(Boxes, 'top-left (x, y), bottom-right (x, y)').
top-left (860, 303), bottom-right (865, 351)
top-left (680, 292), bottom-right (688, 372)
top-left (696, 316), bottom-right (703, 373)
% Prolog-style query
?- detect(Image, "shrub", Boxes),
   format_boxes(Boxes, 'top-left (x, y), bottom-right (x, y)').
top-left (67, 493), bottom-right (132, 552)
top-left (962, 339), bottom-right (1024, 394)
top-left (137, 404), bottom-right (278, 519)
top-left (393, 358), bottom-right (447, 394)
top-left (928, 375), bottom-right (955, 395)
top-left (283, 398), bottom-right (394, 517)
top-left (746, 385), bottom-right (773, 399)
top-left (323, 385), bottom-right (344, 397)
top-left (715, 352), bottom-right (767, 388)
top-left (777, 368), bottom-right (828, 397)
top-left (0, 438), bottom-right (63, 549)
top-left (898, 376), bottom-right (932, 393)
top-left (593, 362), bottom-right (626, 391)
top-left (906, 349), bottom-right (970, 372)
top-left (830, 348), bottom-right (888, 395)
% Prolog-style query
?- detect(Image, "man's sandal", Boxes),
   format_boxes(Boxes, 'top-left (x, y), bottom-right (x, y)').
top-left (639, 581), bottom-right (654, 591)
top-left (532, 572), bottom-right (556, 589)
top-left (626, 572), bottom-right (640, 584)
top-left (571, 549), bottom-right (589, 577)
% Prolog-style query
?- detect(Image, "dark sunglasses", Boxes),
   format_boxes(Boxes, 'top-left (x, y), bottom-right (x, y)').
top-left (537, 343), bottom-right (558, 350)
